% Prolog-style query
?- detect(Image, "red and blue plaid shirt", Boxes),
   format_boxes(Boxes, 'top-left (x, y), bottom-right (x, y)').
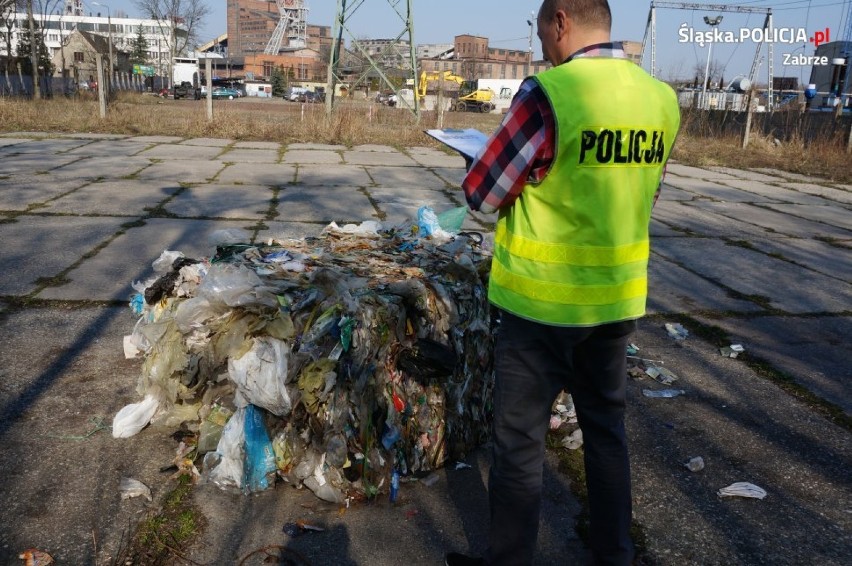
top-left (462, 43), bottom-right (662, 213)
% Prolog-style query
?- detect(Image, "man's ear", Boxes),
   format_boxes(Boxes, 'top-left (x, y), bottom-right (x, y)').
top-left (555, 10), bottom-right (569, 40)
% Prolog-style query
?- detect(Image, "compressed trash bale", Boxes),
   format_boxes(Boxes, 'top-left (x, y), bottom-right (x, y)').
top-left (118, 221), bottom-right (494, 499)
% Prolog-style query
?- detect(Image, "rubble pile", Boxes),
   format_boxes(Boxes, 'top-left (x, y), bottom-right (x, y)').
top-left (116, 219), bottom-right (494, 503)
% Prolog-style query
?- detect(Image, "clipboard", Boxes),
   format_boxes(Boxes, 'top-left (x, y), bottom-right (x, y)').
top-left (424, 128), bottom-right (489, 161)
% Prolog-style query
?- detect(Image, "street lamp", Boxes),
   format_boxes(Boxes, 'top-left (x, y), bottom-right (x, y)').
top-left (702, 15), bottom-right (723, 106)
top-left (92, 1), bottom-right (113, 94)
top-left (526, 10), bottom-right (535, 76)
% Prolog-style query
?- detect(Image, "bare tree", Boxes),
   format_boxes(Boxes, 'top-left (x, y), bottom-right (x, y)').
top-left (131, 0), bottom-right (209, 87)
top-left (693, 59), bottom-right (724, 90)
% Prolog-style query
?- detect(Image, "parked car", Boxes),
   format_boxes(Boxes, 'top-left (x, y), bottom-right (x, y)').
top-left (211, 87), bottom-right (240, 100)
top-left (297, 91), bottom-right (323, 103)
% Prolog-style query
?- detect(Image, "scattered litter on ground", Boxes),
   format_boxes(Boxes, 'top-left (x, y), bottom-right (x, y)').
top-left (684, 456), bottom-right (705, 472)
top-left (114, 215), bottom-right (494, 502)
top-left (626, 343), bottom-right (640, 355)
top-left (642, 389), bottom-right (686, 398)
top-left (717, 482), bottom-right (767, 499)
top-left (17, 549), bottom-right (53, 566)
top-left (720, 344), bottom-right (745, 358)
top-left (561, 428), bottom-right (584, 450)
top-left (645, 365), bottom-right (679, 385)
top-left (119, 477), bottom-right (153, 501)
top-left (420, 472), bottom-right (440, 487)
top-left (282, 521), bottom-right (325, 537)
top-left (664, 322), bottom-right (689, 341)
top-left (454, 461), bottom-right (472, 470)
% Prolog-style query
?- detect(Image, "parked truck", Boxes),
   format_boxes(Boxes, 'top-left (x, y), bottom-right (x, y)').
top-left (172, 57), bottom-right (201, 99)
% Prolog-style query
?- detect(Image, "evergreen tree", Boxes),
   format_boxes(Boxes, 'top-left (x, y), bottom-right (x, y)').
top-left (15, 20), bottom-right (53, 76)
top-left (270, 65), bottom-right (286, 97)
top-left (128, 24), bottom-right (149, 66)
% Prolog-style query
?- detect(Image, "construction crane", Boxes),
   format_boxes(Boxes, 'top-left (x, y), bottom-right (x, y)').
top-left (264, 0), bottom-right (308, 55)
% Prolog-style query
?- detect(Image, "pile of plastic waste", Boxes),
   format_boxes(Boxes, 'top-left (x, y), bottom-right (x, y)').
top-left (114, 209), bottom-right (494, 503)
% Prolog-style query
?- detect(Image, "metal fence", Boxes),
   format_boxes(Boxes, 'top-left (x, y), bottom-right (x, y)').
top-left (0, 72), bottom-right (168, 97)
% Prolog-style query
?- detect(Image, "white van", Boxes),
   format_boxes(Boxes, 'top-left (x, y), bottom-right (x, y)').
top-left (284, 86), bottom-right (309, 101)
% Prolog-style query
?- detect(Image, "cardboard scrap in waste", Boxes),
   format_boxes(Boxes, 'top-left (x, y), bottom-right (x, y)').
top-left (116, 220), bottom-right (494, 503)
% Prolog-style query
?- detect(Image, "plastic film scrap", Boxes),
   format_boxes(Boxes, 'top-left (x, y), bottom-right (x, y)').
top-left (116, 219), bottom-right (494, 501)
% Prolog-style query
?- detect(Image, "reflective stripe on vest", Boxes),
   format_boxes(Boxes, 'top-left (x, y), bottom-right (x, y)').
top-left (488, 57), bottom-right (680, 327)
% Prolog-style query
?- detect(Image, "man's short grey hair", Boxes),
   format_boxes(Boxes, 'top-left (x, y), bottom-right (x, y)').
top-left (540, 0), bottom-right (612, 31)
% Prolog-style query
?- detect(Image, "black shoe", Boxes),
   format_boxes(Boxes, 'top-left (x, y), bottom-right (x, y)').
top-left (445, 552), bottom-right (485, 566)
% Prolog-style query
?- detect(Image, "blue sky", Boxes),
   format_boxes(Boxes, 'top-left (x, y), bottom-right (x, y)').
top-left (93, 0), bottom-right (849, 83)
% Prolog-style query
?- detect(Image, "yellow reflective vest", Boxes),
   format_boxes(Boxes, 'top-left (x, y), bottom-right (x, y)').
top-left (489, 57), bottom-right (681, 326)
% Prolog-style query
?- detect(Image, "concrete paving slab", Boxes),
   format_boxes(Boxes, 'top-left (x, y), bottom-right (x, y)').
top-left (0, 131), bottom-right (45, 137)
top-left (651, 238), bottom-right (851, 313)
top-left (776, 182), bottom-right (852, 205)
top-left (282, 149), bottom-right (343, 164)
top-left (164, 184), bottom-right (273, 219)
top-left (0, 176), bottom-right (90, 211)
top-left (663, 176), bottom-right (781, 203)
top-left (665, 163), bottom-right (740, 180)
top-left (40, 179), bottom-right (181, 216)
top-left (652, 200), bottom-right (781, 239)
top-left (233, 141), bottom-right (280, 150)
top-left (125, 135), bottom-right (184, 143)
top-left (65, 140), bottom-right (150, 157)
top-left (343, 150), bottom-right (418, 166)
top-left (835, 184), bottom-right (852, 192)
top-left (0, 138), bottom-right (33, 147)
top-left (757, 202), bottom-right (852, 232)
top-left (135, 160), bottom-right (226, 183)
top-left (286, 143), bottom-right (346, 150)
top-left (255, 221), bottom-right (325, 243)
top-left (706, 167), bottom-right (785, 183)
top-left (370, 189), bottom-right (456, 224)
top-left (218, 148), bottom-right (280, 163)
top-left (687, 201), bottom-right (852, 239)
top-left (56, 132), bottom-right (128, 140)
top-left (297, 164), bottom-right (371, 187)
top-left (0, 138), bottom-right (92, 154)
top-left (647, 251), bottom-right (765, 314)
top-left (36, 218), bottom-right (254, 301)
top-left (366, 166), bottom-right (451, 190)
top-left (718, 178), bottom-right (832, 205)
top-left (411, 153), bottom-right (469, 169)
top-left (216, 162), bottom-right (296, 186)
top-left (752, 168), bottom-right (825, 183)
top-left (136, 144), bottom-right (223, 161)
top-left (351, 144), bottom-right (397, 152)
top-left (49, 156), bottom-right (151, 180)
top-left (275, 185), bottom-right (377, 223)
top-left (0, 214), bottom-right (127, 295)
top-left (649, 219), bottom-right (683, 237)
top-left (0, 154), bottom-right (82, 174)
top-left (746, 237), bottom-right (852, 283)
top-left (179, 137), bottom-right (233, 147)
top-left (693, 315), bottom-right (852, 415)
top-left (658, 183), bottom-right (699, 201)
top-left (433, 167), bottom-right (466, 187)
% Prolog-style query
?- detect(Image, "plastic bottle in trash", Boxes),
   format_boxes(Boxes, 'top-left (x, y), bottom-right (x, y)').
top-left (390, 469), bottom-right (400, 503)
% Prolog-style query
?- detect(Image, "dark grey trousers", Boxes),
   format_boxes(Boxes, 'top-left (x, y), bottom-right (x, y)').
top-left (484, 312), bottom-right (636, 566)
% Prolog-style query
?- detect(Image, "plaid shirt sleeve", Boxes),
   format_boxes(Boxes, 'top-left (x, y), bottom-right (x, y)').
top-left (462, 79), bottom-right (554, 214)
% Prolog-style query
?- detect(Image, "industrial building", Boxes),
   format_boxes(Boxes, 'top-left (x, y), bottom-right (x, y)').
top-left (808, 41), bottom-right (852, 109)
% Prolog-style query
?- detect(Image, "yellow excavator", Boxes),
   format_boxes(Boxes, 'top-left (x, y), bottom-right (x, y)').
top-left (417, 70), bottom-right (496, 113)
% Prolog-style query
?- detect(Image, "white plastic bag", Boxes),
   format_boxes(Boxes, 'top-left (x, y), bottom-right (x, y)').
top-left (151, 250), bottom-right (185, 273)
top-left (208, 407), bottom-right (246, 490)
top-left (198, 263), bottom-right (278, 308)
top-left (228, 337), bottom-right (292, 416)
top-left (112, 394), bottom-right (160, 438)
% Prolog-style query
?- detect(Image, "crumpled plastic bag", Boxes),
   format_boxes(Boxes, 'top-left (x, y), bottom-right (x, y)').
top-left (119, 477), bottom-right (153, 501)
top-left (561, 428), bottom-right (583, 450)
top-left (112, 394), bottom-right (160, 438)
top-left (198, 263), bottom-right (278, 308)
top-left (244, 404), bottom-right (277, 492)
top-left (717, 482), bottom-right (767, 499)
top-left (207, 406), bottom-right (246, 490)
top-left (208, 228), bottom-right (253, 246)
top-left (228, 337), bottom-right (293, 416)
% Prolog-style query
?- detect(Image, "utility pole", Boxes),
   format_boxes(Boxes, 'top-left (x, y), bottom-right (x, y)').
top-left (26, 0), bottom-right (40, 99)
top-left (93, 3), bottom-right (114, 97)
top-left (527, 11), bottom-right (535, 77)
top-left (702, 16), bottom-right (723, 109)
